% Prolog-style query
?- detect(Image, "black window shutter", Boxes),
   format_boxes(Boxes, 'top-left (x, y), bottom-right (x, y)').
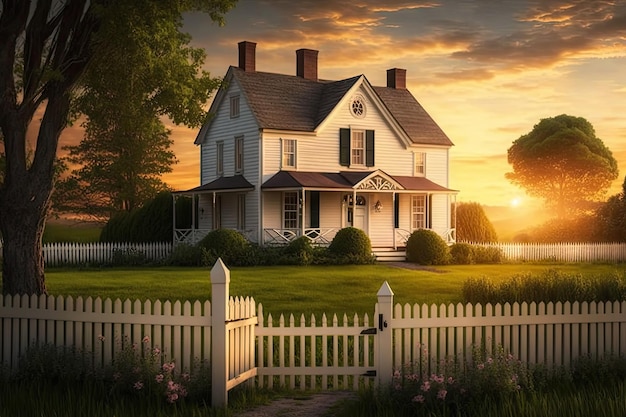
top-left (310, 191), bottom-right (320, 228)
top-left (340, 128), bottom-right (350, 166)
top-left (394, 194), bottom-right (400, 228)
top-left (428, 196), bottom-right (433, 228)
top-left (366, 130), bottom-right (375, 167)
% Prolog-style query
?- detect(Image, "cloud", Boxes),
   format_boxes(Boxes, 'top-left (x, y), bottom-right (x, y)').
top-left (452, 0), bottom-right (626, 72)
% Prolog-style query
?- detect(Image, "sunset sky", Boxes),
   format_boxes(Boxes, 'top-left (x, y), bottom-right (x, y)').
top-left (63, 0), bottom-right (626, 210)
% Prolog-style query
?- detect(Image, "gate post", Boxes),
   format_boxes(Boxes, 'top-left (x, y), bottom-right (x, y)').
top-left (376, 281), bottom-right (394, 387)
top-left (211, 258), bottom-right (230, 407)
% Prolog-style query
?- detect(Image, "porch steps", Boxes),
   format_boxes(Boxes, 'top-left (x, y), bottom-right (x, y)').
top-left (373, 247), bottom-right (406, 262)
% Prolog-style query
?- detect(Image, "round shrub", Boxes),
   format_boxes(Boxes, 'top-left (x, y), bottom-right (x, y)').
top-left (406, 229), bottom-right (450, 265)
top-left (166, 243), bottom-right (206, 266)
top-left (328, 227), bottom-right (372, 263)
top-left (450, 242), bottom-right (474, 264)
top-left (198, 229), bottom-right (249, 267)
top-left (282, 236), bottom-right (314, 265)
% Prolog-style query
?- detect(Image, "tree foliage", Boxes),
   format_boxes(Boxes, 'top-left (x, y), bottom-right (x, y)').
top-left (506, 115), bottom-right (618, 218)
top-left (54, 0), bottom-right (225, 219)
top-left (455, 202), bottom-right (498, 243)
top-left (595, 176), bottom-right (626, 242)
top-left (0, 0), bottom-right (236, 295)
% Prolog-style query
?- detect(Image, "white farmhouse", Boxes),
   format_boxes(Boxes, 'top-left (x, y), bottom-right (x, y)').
top-left (174, 41), bottom-right (458, 257)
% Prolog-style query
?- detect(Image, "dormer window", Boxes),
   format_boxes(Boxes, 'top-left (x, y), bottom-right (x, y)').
top-left (230, 95), bottom-right (240, 118)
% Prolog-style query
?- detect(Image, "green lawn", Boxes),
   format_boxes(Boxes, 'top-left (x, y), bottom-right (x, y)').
top-left (37, 263), bottom-right (626, 319)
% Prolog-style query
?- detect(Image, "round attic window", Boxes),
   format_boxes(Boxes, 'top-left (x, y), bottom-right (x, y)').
top-left (350, 95), bottom-right (366, 118)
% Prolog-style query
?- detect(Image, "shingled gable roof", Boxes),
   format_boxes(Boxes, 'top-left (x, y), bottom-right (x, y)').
top-left (196, 65), bottom-right (453, 147)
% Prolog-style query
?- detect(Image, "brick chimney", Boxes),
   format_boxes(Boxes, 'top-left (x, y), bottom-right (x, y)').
top-left (238, 41), bottom-right (256, 72)
top-left (296, 49), bottom-right (319, 81)
top-left (387, 68), bottom-right (406, 89)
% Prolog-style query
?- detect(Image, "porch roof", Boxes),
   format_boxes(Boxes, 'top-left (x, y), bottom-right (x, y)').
top-left (262, 170), bottom-right (457, 193)
top-left (175, 175), bottom-right (255, 194)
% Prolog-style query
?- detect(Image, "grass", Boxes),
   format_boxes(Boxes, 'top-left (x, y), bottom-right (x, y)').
top-left (335, 380), bottom-right (626, 417)
top-left (32, 263), bottom-right (626, 319)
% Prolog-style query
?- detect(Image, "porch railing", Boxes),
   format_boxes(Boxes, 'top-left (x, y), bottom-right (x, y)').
top-left (263, 228), bottom-right (340, 246)
top-left (175, 228), bottom-right (256, 244)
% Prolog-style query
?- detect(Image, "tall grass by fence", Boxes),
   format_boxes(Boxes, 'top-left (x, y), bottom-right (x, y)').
top-left (3, 261), bottom-right (625, 407)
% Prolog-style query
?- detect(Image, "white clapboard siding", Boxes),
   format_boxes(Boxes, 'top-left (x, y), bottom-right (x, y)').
top-left (471, 242), bottom-right (626, 263)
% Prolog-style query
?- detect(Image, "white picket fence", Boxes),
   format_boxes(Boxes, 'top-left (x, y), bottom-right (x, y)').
top-left (469, 242), bottom-right (626, 263)
top-left (2, 261), bottom-right (626, 407)
top-left (1, 240), bottom-right (626, 266)
top-left (40, 242), bottom-right (172, 266)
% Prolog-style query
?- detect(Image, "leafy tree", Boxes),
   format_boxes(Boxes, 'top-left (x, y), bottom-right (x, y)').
top-left (455, 202), bottom-right (498, 243)
top-left (506, 115), bottom-right (618, 218)
top-left (55, 1), bottom-right (222, 219)
top-left (0, 0), bottom-right (235, 295)
top-left (596, 176), bottom-right (626, 242)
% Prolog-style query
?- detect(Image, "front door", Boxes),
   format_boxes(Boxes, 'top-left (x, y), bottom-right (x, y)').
top-left (345, 194), bottom-right (368, 233)
top-left (353, 206), bottom-right (367, 232)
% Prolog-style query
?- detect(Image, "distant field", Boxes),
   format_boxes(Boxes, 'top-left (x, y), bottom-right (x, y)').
top-left (23, 263), bottom-right (626, 319)
top-left (42, 220), bottom-right (102, 243)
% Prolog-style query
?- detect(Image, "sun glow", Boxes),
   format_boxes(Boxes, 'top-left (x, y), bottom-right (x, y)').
top-left (510, 197), bottom-right (522, 208)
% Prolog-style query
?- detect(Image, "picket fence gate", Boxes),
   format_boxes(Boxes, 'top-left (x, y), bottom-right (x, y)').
top-left (2, 260), bottom-right (626, 407)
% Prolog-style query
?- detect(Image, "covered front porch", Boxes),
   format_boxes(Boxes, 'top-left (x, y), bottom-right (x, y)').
top-left (261, 170), bottom-right (457, 249)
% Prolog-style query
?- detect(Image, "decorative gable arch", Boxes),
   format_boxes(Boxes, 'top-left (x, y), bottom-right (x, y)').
top-left (354, 170), bottom-right (404, 191)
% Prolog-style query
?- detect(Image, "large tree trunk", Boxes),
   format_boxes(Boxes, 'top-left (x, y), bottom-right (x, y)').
top-left (0, 93), bottom-right (69, 296)
top-left (0, 190), bottom-right (49, 295)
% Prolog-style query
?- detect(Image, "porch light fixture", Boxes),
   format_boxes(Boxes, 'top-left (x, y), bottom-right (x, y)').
top-left (374, 200), bottom-right (383, 212)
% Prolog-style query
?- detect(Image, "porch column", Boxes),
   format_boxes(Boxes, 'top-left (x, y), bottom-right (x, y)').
top-left (392, 192), bottom-right (396, 250)
top-left (301, 189), bottom-right (306, 238)
top-left (212, 192), bottom-right (216, 229)
top-left (172, 194), bottom-right (177, 243)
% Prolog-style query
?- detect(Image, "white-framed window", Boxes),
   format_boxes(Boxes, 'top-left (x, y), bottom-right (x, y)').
top-left (351, 130), bottom-right (365, 166)
top-left (411, 195), bottom-right (426, 230)
top-left (237, 194), bottom-right (246, 230)
top-left (235, 136), bottom-right (244, 174)
top-left (283, 191), bottom-right (299, 229)
top-left (414, 152), bottom-right (426, 176)
top-left (216, 141), bottom-right (224, 176)
top-left (230, 95), bottom-right (240, 118)
top-left (282, 138), bottom-right (297, 169)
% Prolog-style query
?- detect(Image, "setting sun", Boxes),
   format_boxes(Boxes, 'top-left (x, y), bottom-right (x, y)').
top-left (510, 197), bottom-right (522, 208)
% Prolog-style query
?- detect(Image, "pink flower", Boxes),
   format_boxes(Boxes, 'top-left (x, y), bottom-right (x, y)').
top-left (412, 395), bottom-right (425, 403)
top-left (142, 335), bottom-right (150, 344)
top-left (477, 363), bottom-right (485, 370)
top-left (487, 357), bottom-right (494, 364)
top-left (134, 381), bottom-right (144, 390)
top-left (97, 335), bottom-right (105, 342)
top-left (420, 381), bottom-right (431, 392)
top-left (447, 376), bottom-right (454, 384)
top-left (167, 393), bottom-right (179, 403)
top-left (155, 374), bottom-right (164, 383)
top-left (152, 347), bottom-right (161, 356)
top-left (181, 373), bottom-right (190, 382)
top-left (162, 362), bottom-right (175, 373)
top-left (437, 389), bottom-right (447, 400)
